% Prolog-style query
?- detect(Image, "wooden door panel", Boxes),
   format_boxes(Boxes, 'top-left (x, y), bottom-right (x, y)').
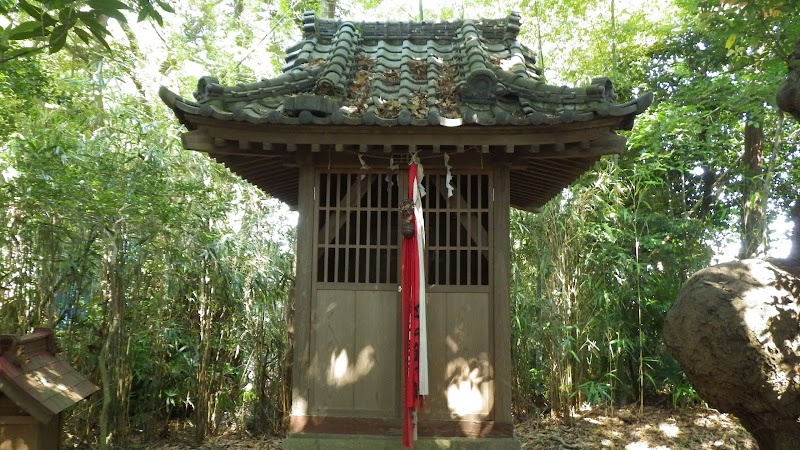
top-left (310, 289), bottom-right (399, 417)
top-left (309, 169), bottom-right (495, 422)
top-left (310, 289), bottom-right (356, 414)
top-left (424, 292), bottom-right (493, 420)
top-left (446, 293), bottom-right (493, 420)
top-left (353, 290), bottom-right (399, 416)
top-left (424, 292), bottom-right (448, 418)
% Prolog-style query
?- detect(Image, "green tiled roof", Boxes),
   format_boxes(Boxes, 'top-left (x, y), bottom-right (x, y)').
top-left (159, 12), bottom-right (652, 211)
top-left (161, 12), bottom-right (651, 128)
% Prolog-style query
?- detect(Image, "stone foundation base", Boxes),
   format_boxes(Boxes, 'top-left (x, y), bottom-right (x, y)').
top-left (282, 434), bottom-right (521, 450)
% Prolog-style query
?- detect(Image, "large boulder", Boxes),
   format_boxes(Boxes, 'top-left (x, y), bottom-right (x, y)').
top-left (664, 259), bottom-right (800, 450)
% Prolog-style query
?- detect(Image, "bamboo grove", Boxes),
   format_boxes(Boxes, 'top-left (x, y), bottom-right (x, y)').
top-left (2, 0), bottom-right (800, 447)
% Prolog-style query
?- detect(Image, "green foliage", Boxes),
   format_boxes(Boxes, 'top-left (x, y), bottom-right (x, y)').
top-left (0, 57), bottom-right (49, 138)
top-left (510, 154), bottom-right (712, 417)
top-left (0, 0), bottom-right (175, 62)
top-left (0, 47), bottom-right (295, 445)
top-left (510, 0), bottom-right (800, 420)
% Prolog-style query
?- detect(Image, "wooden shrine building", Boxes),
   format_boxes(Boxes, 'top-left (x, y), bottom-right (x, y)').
top-left (160, 11), bottom-right (651, 449)
top-left (0, 328), bottom-right (99, 450)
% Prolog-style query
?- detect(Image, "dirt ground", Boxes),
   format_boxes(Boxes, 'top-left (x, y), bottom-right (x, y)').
top-left (138, 406), bottom-right (756, 450)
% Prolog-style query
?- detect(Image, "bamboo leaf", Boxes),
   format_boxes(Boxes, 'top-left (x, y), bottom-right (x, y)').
top-left (47, 23), bottom-right (69, 53)
top-left (17, 0), bottom-right (58, 27)
top-left (155, 0), bottom-right (175, 13)
top-left (72, 27), bottom-right (92, 44)
top-left (87, 0), bottom-right (130, 23)
top-left (7, 21), bottom-right (48, 40)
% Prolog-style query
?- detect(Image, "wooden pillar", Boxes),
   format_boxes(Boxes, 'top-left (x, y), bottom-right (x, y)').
top-left (290, 151), bottom-right (315, 426)
top-left (492, 160), bottom-right (513, 426)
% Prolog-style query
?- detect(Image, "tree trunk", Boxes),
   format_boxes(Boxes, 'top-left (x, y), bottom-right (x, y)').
top-left (98, 225), bottom-right (126, 449)
top-left (195, 264), bottom-right (213, 443)
top-left (324, 0), bottom-right (336, 18)
top-left (738, 119), bottom-right (765, 259)
top-left (698, 165), bottom-right (716, 219)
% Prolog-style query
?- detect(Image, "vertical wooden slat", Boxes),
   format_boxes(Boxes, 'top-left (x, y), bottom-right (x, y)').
top-left (323, 173), bottom-right (332, 282)
top-left (376, 173), bottom-right (383, 283)
top-left (478, 175), bottom-right (484, 285)
top-left (492, 162), bottom-right (513, 424)
top-left (466, 174), bottom-right (473, 284)
top-left (365, 175), bottom-right (372, 283)
top-left (344, 175), bottom-right (353, 282)
top-left (455, 174), bottom-right (461, 286)
top-left (333, 176), bottom-right (342, 283)
top-left (384, 173), bottom-right (391, 284)
top-left (445, 178), bottom-right (451, 286)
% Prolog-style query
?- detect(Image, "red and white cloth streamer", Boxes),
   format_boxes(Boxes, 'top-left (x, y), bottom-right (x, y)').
top-left (401, 161), bottom-right (428, 448)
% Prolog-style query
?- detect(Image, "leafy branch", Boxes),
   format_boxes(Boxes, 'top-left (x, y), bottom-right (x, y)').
top-left (0, 0), bottom-right (175, 64)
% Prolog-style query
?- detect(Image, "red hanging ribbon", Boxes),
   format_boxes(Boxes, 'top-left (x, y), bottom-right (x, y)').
top-left (402, 163), bottom-right (424, 448)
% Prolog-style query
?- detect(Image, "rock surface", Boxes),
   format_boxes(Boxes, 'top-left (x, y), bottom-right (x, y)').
top-left (665, 259), bottom-right (800, 449)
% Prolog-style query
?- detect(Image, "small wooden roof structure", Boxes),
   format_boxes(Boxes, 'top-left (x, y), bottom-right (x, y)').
top-left (159, 12), bottom-right (652, 211)
top-left (0, 328), bottom-right (98, 423)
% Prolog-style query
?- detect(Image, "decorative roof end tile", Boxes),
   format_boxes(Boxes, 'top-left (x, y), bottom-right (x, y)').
top-left (195, 76), bottom-right (224, 103)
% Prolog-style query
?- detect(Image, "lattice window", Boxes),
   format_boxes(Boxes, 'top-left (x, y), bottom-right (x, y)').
top-left (422, 173), bottom-right (490, 286)
top-left (315, 170), bottom-right (490, 286)
top-left (316, 172), bottom-right (400, 284)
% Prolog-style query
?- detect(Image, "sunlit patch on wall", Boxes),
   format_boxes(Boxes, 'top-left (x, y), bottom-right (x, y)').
top-left (445, 353), bottom-right (493, 418)
top-left (291, 396), bottom-right (308, 416)
top-left (326, 346), bottom-right (376, 387)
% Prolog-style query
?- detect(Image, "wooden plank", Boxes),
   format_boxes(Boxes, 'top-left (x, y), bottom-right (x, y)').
top-left (446, 293), bottom-right (492, 419)
top-left (321, 173), bottom-right (331, 282)
top-left (288, 415), bottom-right (514, 437)
top-left (202, 124), bottom-right (613, 147)
top-left (0, 421), bottom-right (39, 449)
top-left (424, 292), bottom-right (448, 419)
top-left (311, 289), bottom-right (356, 414)
top-left (181, 129), bottom-right (214, 151)
top-left (0, 415), bottom-right (38, 424)
top-left (191, 117), bottom-right (624, 145)
top-left (365, 182), bottom-right (372, 283)
top-left (290, 152), bottom-right (315, 418)
top-left (353, 290), bottom-right (399, 417)
top-left (492, 162), bottom-right (513, 424)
